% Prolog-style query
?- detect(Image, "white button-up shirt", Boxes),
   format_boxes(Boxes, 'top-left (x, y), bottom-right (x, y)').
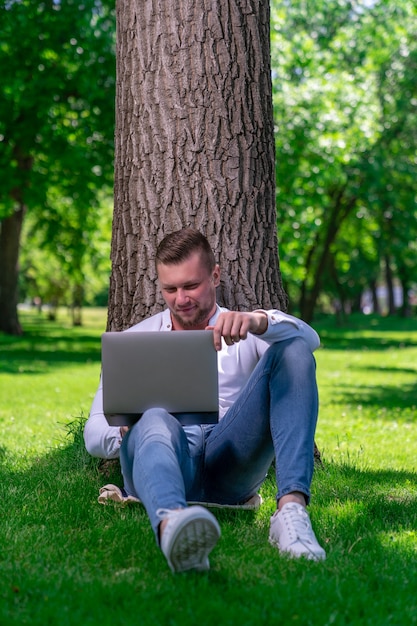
top-left (84, 306), bottom-right (320, 459)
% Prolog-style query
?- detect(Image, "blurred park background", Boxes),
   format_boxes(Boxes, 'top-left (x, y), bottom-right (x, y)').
top-left (1, 0), bottom-right (416, 333)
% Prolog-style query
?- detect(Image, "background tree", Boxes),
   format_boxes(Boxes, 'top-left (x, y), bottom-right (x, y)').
top-left (0, 0), bottom-right (116, 334)
top-left (108, 0), bottom-right (287, 331)
top-left (271, 0), bottom-right (417, 320)
top-left (18, 193), bottom-right (113, 320)
top-left (3, 0), bottom-right (415, 332)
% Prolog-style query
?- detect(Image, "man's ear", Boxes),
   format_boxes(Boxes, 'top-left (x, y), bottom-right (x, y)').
top-left (212, 264), bottom-right (221, 287)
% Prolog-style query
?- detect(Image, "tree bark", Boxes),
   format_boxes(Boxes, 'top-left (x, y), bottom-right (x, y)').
top-left (0, 205), bottom-right (26, 335)
top-left (109, 0), bottom-right (287, 330)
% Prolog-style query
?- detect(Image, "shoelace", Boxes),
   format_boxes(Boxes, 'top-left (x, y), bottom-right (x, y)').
top-left (281, 504), bottom-right (313, 541)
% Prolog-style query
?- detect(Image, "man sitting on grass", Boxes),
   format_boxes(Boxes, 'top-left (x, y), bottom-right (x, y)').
top-left (84, 227), bottom-right (326, 572)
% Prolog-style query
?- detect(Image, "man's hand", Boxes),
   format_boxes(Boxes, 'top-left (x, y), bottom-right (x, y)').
top-left (120, 426), bottom-right (129, 438)
top-left (206, 311), bottom-right (268, 351)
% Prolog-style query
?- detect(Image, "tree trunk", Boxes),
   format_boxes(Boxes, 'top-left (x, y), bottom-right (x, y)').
top-left (299, 188), bottom-right (357, 324)
top-left (395, 256), bottom-right (412, 318)
top-left (384, 254), bottom-right (396, 315)
top-left (71, 283), bottom-right (84, 326)
top-left (0, 205), bottom-right (26, 335)
top-left (369, 278), bottom-right (380, 315)
top-left (109, 0), bottom-right (287, 330)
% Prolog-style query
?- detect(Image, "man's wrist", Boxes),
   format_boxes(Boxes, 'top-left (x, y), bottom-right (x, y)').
top-left (251, 311), bottom-right (268, 335)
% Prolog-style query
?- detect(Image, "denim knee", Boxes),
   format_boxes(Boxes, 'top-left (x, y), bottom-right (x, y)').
top-left (131, 407), bottom-right (180, 437)
top-left (266, 337), bottom-right (316, 378)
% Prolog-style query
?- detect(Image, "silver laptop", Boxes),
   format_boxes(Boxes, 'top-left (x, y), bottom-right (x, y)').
top-left (101, 330), bottom-right (219, 427)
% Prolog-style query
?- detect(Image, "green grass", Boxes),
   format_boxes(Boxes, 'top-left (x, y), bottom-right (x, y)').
top-left (1, 308), bottom-right (417, 625)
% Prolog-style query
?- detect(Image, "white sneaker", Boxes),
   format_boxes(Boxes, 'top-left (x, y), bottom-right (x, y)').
top-left (269, 502), bottom-right (326, 561)
top-left (158, 505), bottom-right (221, 573)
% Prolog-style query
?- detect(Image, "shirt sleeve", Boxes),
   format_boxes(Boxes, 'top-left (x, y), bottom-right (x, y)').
top-left (253, 309), bottom-right (320, 352)
top-left (83, 312), bottom-right (168, 459)
top-left (83, 374), bottom-right (123, 459)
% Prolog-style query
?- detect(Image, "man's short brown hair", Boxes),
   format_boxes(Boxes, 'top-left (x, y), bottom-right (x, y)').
top-left (155, 228), bottom-right (216, 273)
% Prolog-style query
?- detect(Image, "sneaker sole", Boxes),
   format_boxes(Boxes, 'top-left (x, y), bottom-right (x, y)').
top-left (167, 515), bottom-right (221, 573)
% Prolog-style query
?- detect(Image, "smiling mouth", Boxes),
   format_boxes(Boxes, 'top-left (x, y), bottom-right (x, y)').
top-left (177, 306), bottom-right (196, 315)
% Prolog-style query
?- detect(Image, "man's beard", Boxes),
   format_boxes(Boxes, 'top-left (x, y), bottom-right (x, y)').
top-left (171, 305), bottom-right (212, 329)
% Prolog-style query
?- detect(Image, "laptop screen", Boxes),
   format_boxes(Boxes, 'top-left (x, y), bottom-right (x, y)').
top-left (101, 330), bottom-right (219, 426)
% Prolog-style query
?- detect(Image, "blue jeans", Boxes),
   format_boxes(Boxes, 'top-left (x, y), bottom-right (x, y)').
top-left (120, 337), bottom-right (318, 536)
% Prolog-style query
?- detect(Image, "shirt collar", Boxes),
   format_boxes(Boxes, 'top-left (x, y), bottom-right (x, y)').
top-left (207, 304), bottom-right (223, 326)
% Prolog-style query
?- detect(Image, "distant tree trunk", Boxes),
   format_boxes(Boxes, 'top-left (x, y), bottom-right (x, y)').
top-left (71, 283), bottom-right (84, 326)
top-left (108, 0), bottom-right (287, 331)
top-left (396, 261), bottom-right (411, 318)
top-left (0, 204), bottom-right (26, 335)
top-left (369, 278), bottom-right (380, 315)
top-left (384, 254), bottom-right (396, 315)
top-left (299, 187), bottom-right (357, 324)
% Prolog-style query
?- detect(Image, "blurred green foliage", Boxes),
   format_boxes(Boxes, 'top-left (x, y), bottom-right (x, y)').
top-left (272, 0), bottom-right (417, 319)
top-left (1, 0), bottom-right (416, 328)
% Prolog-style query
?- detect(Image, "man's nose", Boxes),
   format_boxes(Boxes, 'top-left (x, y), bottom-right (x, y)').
top-left (176, 289), bottom-right (189, 304)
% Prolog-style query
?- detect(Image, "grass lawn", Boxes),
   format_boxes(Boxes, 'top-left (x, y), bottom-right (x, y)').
top-left (0, 308), bottom-right (416, 625)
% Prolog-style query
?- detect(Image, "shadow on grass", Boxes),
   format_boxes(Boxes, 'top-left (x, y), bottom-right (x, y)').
top-left (0, 331), bottom-right (102, 374)
top-left (328, 380), bottom-right (417, 415)
top-left (314, 461), bottom-right (417, 507)
top-left (314, 313), bottom-right (417, 352)
top-left (313, 461), bottom-right (417, 563)
top-left (319, 334), bottom-right (417, 351)
top-left (356, 365), bottom-right (417, 375)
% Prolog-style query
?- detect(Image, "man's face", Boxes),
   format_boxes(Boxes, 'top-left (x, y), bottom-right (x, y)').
top-left (157, 251), bottom-right (220, 330)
